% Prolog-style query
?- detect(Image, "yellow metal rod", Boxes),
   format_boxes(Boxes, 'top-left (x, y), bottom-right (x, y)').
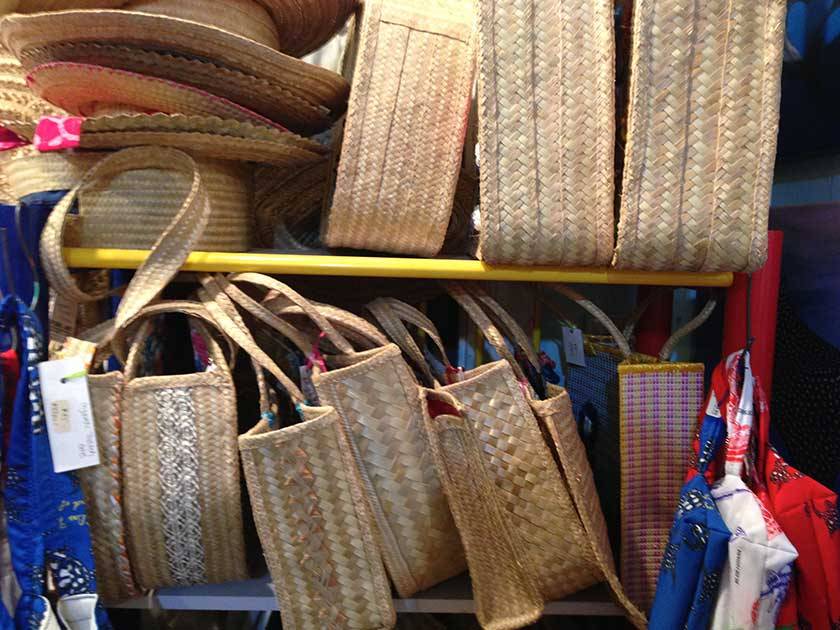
top-left (63, 248), bottom-right (734, 287)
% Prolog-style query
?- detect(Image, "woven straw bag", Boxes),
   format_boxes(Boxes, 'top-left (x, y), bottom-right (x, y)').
top-left (549, 285), bottom-right (715, 611)
top-left (475, 0), bottom-right (615, 265)
top-left (323, 0), bottom-right (476, 256)
top-left (614, 0), bottom-right (786, 271)
top-left (195, 279), bottom-right (397, 629)
top-left (71, 301), bottom-right (229, 602)
top-left (8, 146), bottom-right (253, 251)
top-left (201, 273), bottom-right (465, 597)
top-left (375, 285), bottom-right (645, 628)
top-left (119, 302), bottom-right (247, 589)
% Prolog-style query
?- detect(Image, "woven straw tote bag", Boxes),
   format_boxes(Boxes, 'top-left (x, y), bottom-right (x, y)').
top-left (8, 145), bottom-right (254, 251)
top-left (614, 0), bottom-right (786, 271)
top-left (192, 284), bottom-right (397, 629)
top-left (200, 273), bottom-right (465, 597)
top-left (71, 301), bottom-right (230, 603)
top-left (548, 285), bottom-right (715, 612)
top-left (117, 302), bottom-right (248, 589)
top-left (323, 0), bottom-right (476, 256)
top-left (374, 285), bottom-right (646, 628)
top-left (475, 0), bottom-right (615, 265)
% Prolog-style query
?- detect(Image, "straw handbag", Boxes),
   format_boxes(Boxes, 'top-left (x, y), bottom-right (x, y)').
top-left (375, 285), bottom-right (646, 629)
top-left (200, 273), bottom-right (465, 597)
top-left (117, 302), bottom-right (248, 589)
top-left (323, 0), bottom-right (476, 256)
top-left (475, 0), bottom-right (615, 265)
top-left (614, 0), bottom-right (786, 271)
top-left (195, 280), bottom-right (397, 630)
top-left (548, 285), bottom-right (715, 611)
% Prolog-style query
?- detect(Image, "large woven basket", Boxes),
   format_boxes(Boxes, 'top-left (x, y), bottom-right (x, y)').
top-left (475, 0), bottom-right (615, 265)
top-left (4, 147), bottom-right (253, 251)
top-left (323, 0), bottom-right (475, 256)
top-left (614, 0), bottom-right (786, 271)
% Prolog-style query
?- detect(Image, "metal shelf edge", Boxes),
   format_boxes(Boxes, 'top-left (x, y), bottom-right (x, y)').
top-left (63, 248), bottom-right (733, 286)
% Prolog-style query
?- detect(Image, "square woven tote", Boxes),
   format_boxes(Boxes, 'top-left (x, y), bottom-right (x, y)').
top-left (323, 0), bottom-right (476, 256)
top-left (202, 273), bottom-right (465, 598)
top-left (196, 287), bottom-right (397, 630)
top-left (476, 0), bottom-right (615, 265)
top-left (614, 0), bottom-right (786, 271)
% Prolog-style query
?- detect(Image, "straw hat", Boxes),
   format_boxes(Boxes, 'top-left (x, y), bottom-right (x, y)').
top-left (0, 0), bottom-right (353, 132)
top-left (26, 62), bottom-right (287, 129)
top-left (0, 45), bottom-right (63, 122)
top-left (0, 0), bottom-right (354, 55)
top-left (3, 145), bottom-right (254, 251)
top-left (3, 113), bottom-right (328, 167)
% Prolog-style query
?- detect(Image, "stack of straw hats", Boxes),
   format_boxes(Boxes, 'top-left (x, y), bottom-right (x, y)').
top-left (0, 0), bottom-right (355, 251)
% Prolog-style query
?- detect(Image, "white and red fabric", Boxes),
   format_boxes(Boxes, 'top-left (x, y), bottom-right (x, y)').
top-left (709, 351), bottom-right (798, 630)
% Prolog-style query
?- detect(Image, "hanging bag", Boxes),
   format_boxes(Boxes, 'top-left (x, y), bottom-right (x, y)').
top-left (708, 352), bottom-right (798, 629)
top-left (548, 285), bottom-right (715, 611)
top-left (195, 283), bottom-right (397, 630)
top-left (200, 273), bottom-right (465, 597)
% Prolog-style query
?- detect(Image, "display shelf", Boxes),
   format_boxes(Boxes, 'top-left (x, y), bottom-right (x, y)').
top-left (63, 248), bottom-right (734, 286)
top-left (110, 574), bottom-right (624, 616)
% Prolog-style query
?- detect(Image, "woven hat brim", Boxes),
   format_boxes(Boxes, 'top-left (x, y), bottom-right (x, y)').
top-left (256, 0), bottom-right (357, 57)
top-left (27, 62), bottom-right (286, 130)
top-left (17, 42), bottom-right (332, 134)
top-left (1, 10), bottom-right (350, 128)
top-left (4, 113), bottom-right (328, 167)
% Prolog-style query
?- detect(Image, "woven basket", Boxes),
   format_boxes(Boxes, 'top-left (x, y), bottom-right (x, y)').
top-left (4, 146), bottom-right (253, 250)
top-left (614, 0), bottom-right (786, 272)
top-left (121, 308), bottom-right (247, 589)
top-left (475, 0), bottom-right (615, 265)
top-left (205, 273), bottom-right (466, 597)
top-left (377, 287), bottom-right (646, 628)
top-left (191, 284), bottom-right (397, 629)
top-left (549, 285), bottom-right (715, 611)
top-left (323, 0), bottom-right (475, 256)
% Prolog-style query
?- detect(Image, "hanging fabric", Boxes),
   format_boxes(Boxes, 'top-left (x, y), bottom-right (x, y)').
top-left (709, 351), bottom-right (798, 629)
top-left (0, 294), bottom-right (109, 629)
top-left (648, 374), bottom-right (730, 630)
top-left (752, 361), bottom-right (840, 630)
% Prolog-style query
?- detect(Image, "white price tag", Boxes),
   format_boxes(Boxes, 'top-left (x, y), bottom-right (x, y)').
top-left (561, 327), bottom-right (587, 367)
top-left (38, 357), bottom-right (100, 473)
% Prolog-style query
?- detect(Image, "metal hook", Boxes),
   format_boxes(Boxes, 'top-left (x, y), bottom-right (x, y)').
top-left (14, 203), bottom-right (40, 311)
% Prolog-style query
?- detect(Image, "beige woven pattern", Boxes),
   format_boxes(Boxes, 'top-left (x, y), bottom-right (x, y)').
top-left (312, 344), bottom-right (466, 597)
top-left (5, 113), bottom-right (327, 168)
top-left (534, 385), bottom-right (647, 628)
top-left (122, 318), bottom-right (247, 589)
top-left (443, 362), bottom-right (602, 600)
top-left (77, 371), bottom-right (140, 604)
top-left (421, 402), bottom-right (543, 630)
top-left (614, 0), bottom-right (786, 272)
top-left (0, 45), bottom-right (64, 122)
top-left (323, 0), bottom-right (475, 256)
top-left (240, 412), bottom-right (396, 630)
top-left (17, 42), bottom-right (335, 134)
top-left (0, 7), bottom-right (351, 134)
top-left (476, 0), bottom-right (615, 265)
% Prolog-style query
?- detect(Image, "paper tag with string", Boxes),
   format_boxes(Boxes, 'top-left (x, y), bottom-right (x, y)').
top-left (561, 326), bottom-right (587, 367)
top-left (38, 356), bottom-right (99, 473)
